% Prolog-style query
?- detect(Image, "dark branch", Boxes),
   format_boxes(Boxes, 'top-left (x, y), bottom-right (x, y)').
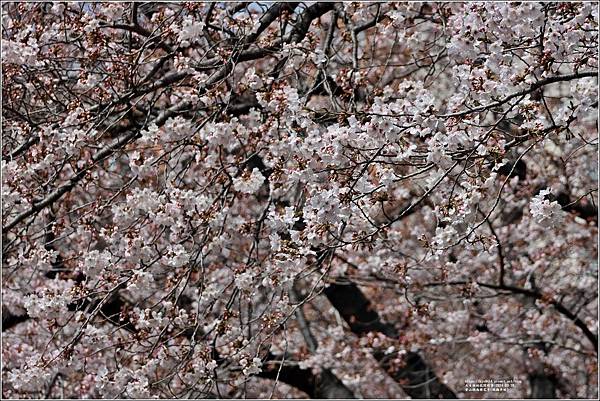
top-left (259, 354), bottom-right (355, 399)
top-left (324, 281), bottom-right (457, 398)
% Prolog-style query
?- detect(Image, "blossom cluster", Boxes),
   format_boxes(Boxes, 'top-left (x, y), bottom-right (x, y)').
top-left (1, 2), bottom-right (597, 399)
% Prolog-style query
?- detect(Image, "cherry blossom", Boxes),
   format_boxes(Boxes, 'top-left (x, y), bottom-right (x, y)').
top-left (1, 2), bottom-right (597, 399)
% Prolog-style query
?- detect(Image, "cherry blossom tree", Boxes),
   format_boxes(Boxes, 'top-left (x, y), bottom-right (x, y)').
top-left (2, 2), bottom-right (598, 399)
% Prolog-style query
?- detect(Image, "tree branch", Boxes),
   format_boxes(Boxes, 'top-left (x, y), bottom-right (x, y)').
top-left (324, 281), bottom-right (457, 398)
top-left (441, 71), bottom-right (598, 118)
top-left (259, 353), bottom-right (355, 399)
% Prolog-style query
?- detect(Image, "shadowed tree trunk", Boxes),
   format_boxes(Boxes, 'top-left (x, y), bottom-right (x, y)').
top-left (260, 357), bottom-right (356, 399)
top-left (529, 372), bottom-right (557, 399)
top-left (324, 281), bottom-right (457, 398)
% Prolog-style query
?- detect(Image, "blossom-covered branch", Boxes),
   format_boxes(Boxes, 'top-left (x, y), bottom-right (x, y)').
top-left (2, 2), bottom-right (597, 399)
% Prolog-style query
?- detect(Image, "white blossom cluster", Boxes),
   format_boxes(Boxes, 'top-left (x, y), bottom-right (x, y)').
top-left (529, 189), bottom-right (564, 227)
